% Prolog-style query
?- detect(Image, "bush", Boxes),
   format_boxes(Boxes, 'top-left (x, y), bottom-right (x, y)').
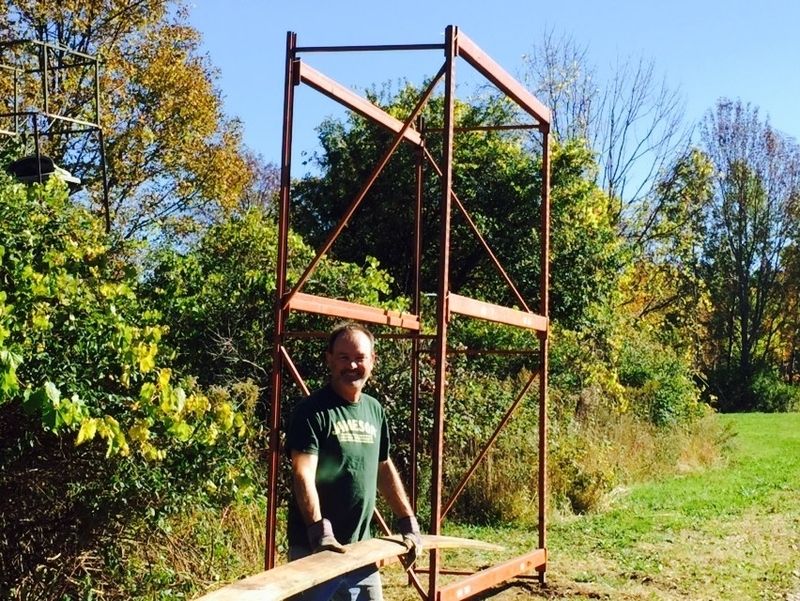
top-left (0, 177), bottom-right (263, 598)
top-left (548, 421), bottom-right (616, 514)
top-left (617, 330), bottom-right (703, 427)
top-left (751, 370), bottom-right (800, 413)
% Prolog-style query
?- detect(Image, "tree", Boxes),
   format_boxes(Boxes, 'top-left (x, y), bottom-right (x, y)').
top-left (142, 204), bottom-right (409, 423)
top-left (292, 85), bottom-right (621, 328)
top-left (522, 31), bottom-right (690, 238)
top-left (233, 154), bottom-right (280, 217)
top-left (620, 148), bottom-right (714, 358)
top-left (0, 0), bottom-right (251, 238)
top-left (699, 99), bottom-right (800, 410)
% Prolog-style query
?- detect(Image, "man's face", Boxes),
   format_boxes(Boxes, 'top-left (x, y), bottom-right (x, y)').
top-left (326, 330), bottom-right (375, 402)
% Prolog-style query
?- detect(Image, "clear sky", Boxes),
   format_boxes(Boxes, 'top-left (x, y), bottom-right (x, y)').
top-left (188, 0), bottom-right (800, 171)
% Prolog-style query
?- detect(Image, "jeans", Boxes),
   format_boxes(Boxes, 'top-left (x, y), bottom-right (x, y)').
top-left (287, 545), bottom-right (384, 601)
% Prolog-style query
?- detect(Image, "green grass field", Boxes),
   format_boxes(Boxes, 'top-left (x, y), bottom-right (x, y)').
top-left (385, 413), bottom-right (800, 600)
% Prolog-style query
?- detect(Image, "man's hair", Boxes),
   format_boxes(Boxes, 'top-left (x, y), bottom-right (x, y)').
top-left (326, 322), bottom-right (375, 353)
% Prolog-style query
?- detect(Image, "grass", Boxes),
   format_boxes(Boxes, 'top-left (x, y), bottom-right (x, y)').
top-left (383, 412), bottom-right (800, 600)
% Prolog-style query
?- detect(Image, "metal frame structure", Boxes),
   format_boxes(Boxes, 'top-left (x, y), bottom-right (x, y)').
top-left (268, 25), bottom-right (551, 600)
top-left (0, 39), bottom-right (110, 231)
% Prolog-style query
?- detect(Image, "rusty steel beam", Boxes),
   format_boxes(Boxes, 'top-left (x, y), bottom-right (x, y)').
top-left (428, 24), bottom-right (458, 597)
top-left (298, 62), bottom-right (423, 146)
top-left (537, 129), bottom-right (551, 583)
top-left (284, 65), bottom-right (445, 304)
top-left (437, 548), bottom-right (547, 601)
top-left (288, 292), bottom-right (421, 330)
top-left (278, 346), bottom-right (310, 397)
top-left (456, 31), bottom-right (551, 127)
top-left (297, 43), bottom-right (444, 53)
top-left (266, 30), bottom-right (297, 571)
top-left (410, 122), bottom-right (425, 518)
top-left (448, 293), bottom-right (547, 331)
top-left (445, 348), bottom-right (536, 356)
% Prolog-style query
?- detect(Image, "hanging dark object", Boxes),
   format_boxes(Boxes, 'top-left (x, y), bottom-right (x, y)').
top-left (7, 154), bottom-right (81, 192)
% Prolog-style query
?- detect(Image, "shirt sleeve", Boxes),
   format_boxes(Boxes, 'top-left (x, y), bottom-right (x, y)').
top-left (286, 402), bottom-right (320, 457)
top-left (378, 407), bottom-right (390, 462)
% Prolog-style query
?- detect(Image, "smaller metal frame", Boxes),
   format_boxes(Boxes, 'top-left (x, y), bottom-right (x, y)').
top-left (0, 38), bottom-right (110, 231)
top-left (268, 25), bottom-right (551, 600)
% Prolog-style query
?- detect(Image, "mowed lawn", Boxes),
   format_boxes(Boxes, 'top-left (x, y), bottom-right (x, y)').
top-left (384, 412), bottom-right (800, 600)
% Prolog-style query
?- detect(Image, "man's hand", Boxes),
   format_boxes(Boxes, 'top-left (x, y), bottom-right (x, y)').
top-left (398, 515), bottom-right (423, 565)
top-left (307, 518), bottom-right (347, 553)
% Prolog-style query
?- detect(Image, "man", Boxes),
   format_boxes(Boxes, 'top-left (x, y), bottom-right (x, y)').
top-left (286, 322), bottom-right (422, 601)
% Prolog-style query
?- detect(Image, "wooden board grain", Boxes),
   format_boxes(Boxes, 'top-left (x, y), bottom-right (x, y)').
top-left (193, 534), bottom-right (504, 601)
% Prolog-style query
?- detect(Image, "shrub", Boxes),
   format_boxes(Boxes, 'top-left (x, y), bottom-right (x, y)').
top-left (0, 177), bottom-right (262, 598)
top-left (750, 370), bottom-right (800, 413)
top-left (548, 419), bottom-right (616, 514)
top-left (617, 330), bottom-right (703, 426)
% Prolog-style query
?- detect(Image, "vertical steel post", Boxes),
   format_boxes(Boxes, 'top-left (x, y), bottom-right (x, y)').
top-left (266, 30), bottom-right (297, 571)
top-left (41, 42), bottom-right (49, 116)
top-left (32, 117), bottom-right (42, 183)
top-left (96, 58), bottom-right (111, 233)
top-left (13, 66), bottom-right (19, 134)
top-left (537, 127), bottom-right (551, 583)
top-left (407, 116), bottom-right (425, 590)
top-left (429, 24), bottom-right (457, 599)
top-left (410, 116), bottom-right (425, 511)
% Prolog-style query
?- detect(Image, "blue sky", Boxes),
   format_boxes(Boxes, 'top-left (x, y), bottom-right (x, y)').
top-left (188, 1), bottom-right (799, 171)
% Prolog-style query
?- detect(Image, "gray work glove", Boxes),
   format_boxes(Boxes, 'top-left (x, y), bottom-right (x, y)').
top-left (398, 515), bottom-right (423, 565)
top-left (307, 518), bottom-right (346, 553)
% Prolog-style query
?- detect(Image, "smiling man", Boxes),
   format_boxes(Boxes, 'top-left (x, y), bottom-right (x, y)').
top-left (285, 322), bottom-right (422, 601)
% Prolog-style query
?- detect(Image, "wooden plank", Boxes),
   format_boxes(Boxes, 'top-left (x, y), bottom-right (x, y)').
top-left (449, 294), bottom-right (548, 332)
top-left (287, 292), bottom-right (421, 330)
top-left (193, 534), bottom-right (503, 601)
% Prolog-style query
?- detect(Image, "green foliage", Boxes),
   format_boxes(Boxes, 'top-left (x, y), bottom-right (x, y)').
top-left (108, 500), bottom-right (267, 601)
top-left (435, 362), bottom-right (541, 525)
top-left (547, 140), bottom-right (623, 328)
top-left (548, 315), bottom-right (703, 429)
top-left (617, 332), bottom-right (703, 427)
top-left (0, 176), bottom-right (263, 597)
top-left (294, 87), bottom-right (537, 302)
top-left (548, 424), bottom-right (615, 514)
top-left (548, 322), bottom-right (626, 422)
top-left (293, 87), bottom-right (622, 330)
top-left (143, 206), bottom-right (407, 391)
top-left (750, 370), bottom-right (800, 413)
top-left (622, 148), bottom-right (713, 358)
top-left (0, 175), bottom-right (248, 459)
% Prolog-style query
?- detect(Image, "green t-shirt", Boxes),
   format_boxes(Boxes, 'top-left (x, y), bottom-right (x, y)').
top-left (286, 384), bottom-right (390, 547)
